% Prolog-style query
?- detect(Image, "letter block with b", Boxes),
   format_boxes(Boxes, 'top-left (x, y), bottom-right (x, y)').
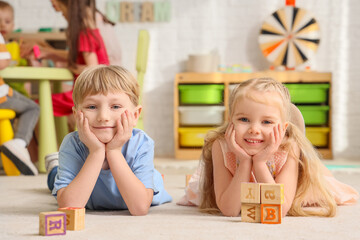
top-left (261, 204), bottom-right (282, 224)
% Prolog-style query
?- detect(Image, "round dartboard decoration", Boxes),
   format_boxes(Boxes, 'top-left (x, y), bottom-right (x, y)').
top-left (259, 6), bottom-right (320, 68)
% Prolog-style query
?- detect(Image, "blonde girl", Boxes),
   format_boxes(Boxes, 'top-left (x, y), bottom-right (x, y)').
top-left (178, 78), bottom-right (358, 217)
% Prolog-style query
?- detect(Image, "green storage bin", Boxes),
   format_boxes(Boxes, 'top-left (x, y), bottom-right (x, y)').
top-left (178, 84), bottom-right (224, 104)
top-left (297, 105), bottom-right (329, 125)
top-left (285, 84), bottom-right (329, 103)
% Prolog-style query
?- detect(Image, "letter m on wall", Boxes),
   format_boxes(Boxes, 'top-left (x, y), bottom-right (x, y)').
top-left (154, 1), bottom-right (171, 22)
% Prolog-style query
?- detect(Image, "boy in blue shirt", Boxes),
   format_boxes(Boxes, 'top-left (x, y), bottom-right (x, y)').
top-left (46, 65), bottom-right (172, 215)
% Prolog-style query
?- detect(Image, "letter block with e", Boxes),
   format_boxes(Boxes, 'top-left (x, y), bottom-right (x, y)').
top-left (240, 182), bottom-right (261, 204)
top-left (260, 183), bottom-right (284, 204)
top-left (39, 211), bottom-right (66, 236)
top-left (241, 204), bottom-right (261, 223)
top-left (58, 207), bottom-right (85, 231)
top-left (261, 204), bottom-right (282, 224)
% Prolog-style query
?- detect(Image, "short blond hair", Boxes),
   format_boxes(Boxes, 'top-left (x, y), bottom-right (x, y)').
top-left (72, 65), bottom-right (140, 108)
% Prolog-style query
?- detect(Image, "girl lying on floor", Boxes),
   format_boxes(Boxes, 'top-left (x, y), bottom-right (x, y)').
top-left (178, 77), bottom-right (359, 217)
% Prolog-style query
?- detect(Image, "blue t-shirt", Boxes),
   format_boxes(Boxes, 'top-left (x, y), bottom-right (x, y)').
top-left (52, 129), bottom-right (172, 210)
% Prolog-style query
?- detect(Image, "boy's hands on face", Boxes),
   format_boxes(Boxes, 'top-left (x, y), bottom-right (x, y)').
top-left (252, 123), bottom-right (286, 164)
top-left (225, 123), bottom-right (251, 163)
top-left (75, 110), bottom-right (105, 153)
top-left (106, 109), bottom-right (134, 152)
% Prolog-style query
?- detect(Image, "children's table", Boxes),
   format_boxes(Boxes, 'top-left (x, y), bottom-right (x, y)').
top-left (0, 66), bottom-right (73, 173)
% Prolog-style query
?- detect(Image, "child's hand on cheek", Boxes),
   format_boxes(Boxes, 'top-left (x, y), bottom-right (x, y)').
top-left (253, 123), bottom-right (284, 164)
top-left (75, 110), bottom-right (105, 153)
top-left (225, 123), bottom-right (251, 163)
top-left (106, 110), bottom-right (134, 152)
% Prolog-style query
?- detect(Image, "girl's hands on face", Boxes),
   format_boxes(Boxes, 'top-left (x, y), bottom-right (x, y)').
top-left (75, 110), bottom-right (105, 153)
top-left (225, 123), bottom-right (252, 162)
top-left (106, 110), bottom-right (134, 152)
top-left (252, 123), bottom-right (285, 164)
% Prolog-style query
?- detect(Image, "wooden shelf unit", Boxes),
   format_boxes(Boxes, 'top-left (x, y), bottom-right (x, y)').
top-left (174, 71), bottom-right (332, 160)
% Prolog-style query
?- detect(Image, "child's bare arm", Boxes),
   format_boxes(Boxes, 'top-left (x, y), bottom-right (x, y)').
top-left (212, 140), bottom-right (252, 217)
top-left (57, 110), bottom-right (106, 208)
top-left (20, 42), bottom-right (68, 62)
top-left (0, 58), bottom-right (10, 70)
top-left (106, 110), bottom-right (153, 216)
top-left (274, 143), bottom-right (299, 216)
top-left (107, 150), bottom-right (153, 216)
top-left (252, 123), bottom-right (286, 183)
top-left (57, 149), bottom-right (105, 208)
top-left (69, 52), bottom-right (98, 75)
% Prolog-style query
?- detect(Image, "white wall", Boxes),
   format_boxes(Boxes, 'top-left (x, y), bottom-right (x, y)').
top-left (6, 0), bottom-right (360, 159)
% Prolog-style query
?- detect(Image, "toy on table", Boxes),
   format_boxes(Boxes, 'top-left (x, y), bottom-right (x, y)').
top-left (58, 207), bottom-right (85, 231)
top-left (33, 45), bottom-right (41, 61)
top-left (39, 211), bottom-right (66, 236)
top-left (240, 182), bottom-right (284, 224)
top-left (4, 41), bottom-right (30, 97)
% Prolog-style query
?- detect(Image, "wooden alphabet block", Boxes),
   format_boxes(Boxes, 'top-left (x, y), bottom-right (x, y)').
top-left (260, 183), bottom-right (284, 204)
top-left (241, 182), bottom-right (261, 204)
top-left (241, 204), bottom-right (261, 223)
top-left (58, 207), bottom-right (85, 231)
top-left (39, 211), bottom-right (66, 236)
top-left (261, 204), bottom-right (282, 224)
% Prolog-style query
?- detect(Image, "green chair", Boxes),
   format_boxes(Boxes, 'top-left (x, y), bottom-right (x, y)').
top-left (135, 30), bottom-right (150, 130)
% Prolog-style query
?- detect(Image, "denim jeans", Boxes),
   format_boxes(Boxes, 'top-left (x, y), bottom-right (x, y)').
top-left (47, 166), bottom-right (58, 191)
top-left (0, 90), bottom-right (39, 145)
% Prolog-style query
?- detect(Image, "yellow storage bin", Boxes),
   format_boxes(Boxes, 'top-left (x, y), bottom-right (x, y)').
top-left (178, 127), bottom-right (215, 147)
top-left (306, 127), bottom-right (329, 147)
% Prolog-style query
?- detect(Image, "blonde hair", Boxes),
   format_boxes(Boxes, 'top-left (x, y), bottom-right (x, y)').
top-left (199, 77), bottom-right (337, 217)
top-left (72, 65), bottom-right (139, 108)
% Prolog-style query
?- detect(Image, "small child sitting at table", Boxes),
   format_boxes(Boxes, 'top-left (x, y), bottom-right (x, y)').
top-left (0, 32), bottom-right (39, 175)
top-left (0, 1), bottom-right (29, 96)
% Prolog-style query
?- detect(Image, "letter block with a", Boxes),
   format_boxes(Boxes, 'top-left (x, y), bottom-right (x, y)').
top-left (261, 204), bottom-right (282, 224)
top-left (260, 183), bottom-right (284, 204)
top-left (39, 211), bottom-right (66, 236)
top-left (241, 183), bottom-right (261, 204)
top-left (58, 207), bottom-right (85, 231)
top-left (241, 203), bottom-right (261, 223)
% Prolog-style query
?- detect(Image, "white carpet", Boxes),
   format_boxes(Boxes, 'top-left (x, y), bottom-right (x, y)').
top-left (0, 160), bottom-right (359, 240)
